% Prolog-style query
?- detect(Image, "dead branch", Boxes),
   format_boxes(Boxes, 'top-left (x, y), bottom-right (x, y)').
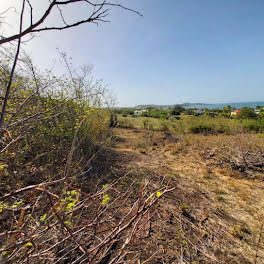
top-left (0, 1), bottom-right (142, 45)
top-left (0, 0), bottom-right (26, 128)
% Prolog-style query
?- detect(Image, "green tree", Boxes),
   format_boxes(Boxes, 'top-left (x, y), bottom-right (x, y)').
top-left (237, 107), bottom-right (257, 119)
top-left (222, 105), bottom-right (231, 113)
top-left (171, 105), bottom-right (185, 115)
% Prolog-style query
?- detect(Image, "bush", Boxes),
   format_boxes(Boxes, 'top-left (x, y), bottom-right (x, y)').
top-left (142, 118), bottom-right (150, 129)
top-left (160, 122), bottom-right (169, 132)
top-left (171, 105), bottom-right (185, 115)
top-left (189, 124), bottom-right (214, 134)
top-left (215, 124), bottom-right (231, 134)
top-left (148, 124), bottom-right (154, 131)
top-left (118, 120), bottom-right (134, 128)
top-left (243, 120), bottom-right (264, 133)
top-left (237, 107), bottom-right (257, 119)
top-left (144, 109), bottom-right (168, 119)
top-left (0, 55), bottom-right (112, 187)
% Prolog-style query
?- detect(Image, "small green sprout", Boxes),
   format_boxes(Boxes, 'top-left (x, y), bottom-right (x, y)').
top-left (0, 202), bottom-right (8, 213)
top-left (64, 220), bottom-right (73, 227)
top-left (40, 214), bottom-right (47, 222)
top-left (0, 164), bottom-right (8, 170)
top-left (66, 202), bottom-right (76, 212)
top-left (1, 251), bottom-right (9, 257)
top-left (11, 200), bottom-right (23, 209)
top-left (103, 184), bottom-right (109, 189)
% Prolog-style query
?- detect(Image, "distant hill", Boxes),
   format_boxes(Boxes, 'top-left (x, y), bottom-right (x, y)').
top-left (135, 103), bottom-right (209, 109)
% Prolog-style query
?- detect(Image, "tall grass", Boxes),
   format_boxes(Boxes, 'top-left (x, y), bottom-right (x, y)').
top-left (118, 115), bottom-right (264, 134)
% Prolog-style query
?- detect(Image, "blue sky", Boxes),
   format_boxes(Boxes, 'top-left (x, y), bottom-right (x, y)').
top-left (2, 0), bottom-right (264, 106)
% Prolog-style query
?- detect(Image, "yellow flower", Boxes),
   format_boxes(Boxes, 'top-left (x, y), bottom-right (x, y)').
top-left (102, 194), bottom-right (110, 206)
top-left (156, 191), bottom-right (162, 198)
top-left (24, 242), bottom-right (33, 248)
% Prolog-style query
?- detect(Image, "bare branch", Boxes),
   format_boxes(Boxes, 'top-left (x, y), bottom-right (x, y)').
top-left (0, 0), bottom-right (26, 128)
top-left (0, 1), bottom-right (142, 45)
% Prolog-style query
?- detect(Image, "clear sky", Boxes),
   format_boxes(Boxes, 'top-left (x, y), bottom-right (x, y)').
top-left (1, 0), bottom-right (264, 106)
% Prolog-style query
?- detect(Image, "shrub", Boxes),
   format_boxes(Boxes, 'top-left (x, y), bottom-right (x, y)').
top-left (148, 124), bottom-right (154, 131)
top-left (237, 107), bottom-right (257, 119)
top-left (243, 120), bottom-right (263, 133)
top-left (216, 124), bottom-right (231, 134)
top-left (189, 124), bottom-right (214, 134)
top-left (160, 122), bottom-right (169, 132)
top-left (171, 105), bottom-right (185, 115)
top-left (142, 118), bottom-right (150, 129)
top-left (118, 120), bottom-right (134, 128)
top-left (0, 55), bottom-right (112, 187)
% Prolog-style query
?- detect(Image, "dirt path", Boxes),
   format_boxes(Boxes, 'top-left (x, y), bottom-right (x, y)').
top-left (109, 127), bottom-right (264, 264)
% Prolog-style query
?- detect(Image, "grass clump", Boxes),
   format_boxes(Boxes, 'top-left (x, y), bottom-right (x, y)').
top-left (189, 124), bottom-right (214, 134)
top-left (233, 224), bottom-right (252, 240)
top-left (204, 173), bottom-right (215, 180)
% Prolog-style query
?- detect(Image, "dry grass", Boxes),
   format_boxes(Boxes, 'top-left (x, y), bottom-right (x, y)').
top-left (117, 115), bottom-right (264, 134)
top-left (110, 127), bottom-right (264, 263)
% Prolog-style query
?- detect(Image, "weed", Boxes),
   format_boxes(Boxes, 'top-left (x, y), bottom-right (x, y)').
top-left (179, 202), bottom-right (189, 211)
top-left (204, 173), bottom-right (214, 180)
top-left (245, 206), bottom-right (257, 216)
top-left (215, 188), bottom-right (228, 195)
top-left (166, 173), bottom-right (178, 180)
top-left (216, 195), bottom-right (226, 202)
top-left (233, 224), bottom-right (251, 240)
top-left (161, 123), bottom-right (169, 132)
top-left (189, 124), bottom-right (214, 134)
top-left (139, 148), bottom-right (146, 154)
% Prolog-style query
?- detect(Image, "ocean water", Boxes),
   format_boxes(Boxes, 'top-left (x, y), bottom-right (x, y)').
top-left (185, 101), bottom-right (264, 110)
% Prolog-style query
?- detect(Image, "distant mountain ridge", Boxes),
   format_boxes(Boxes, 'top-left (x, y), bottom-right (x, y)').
top-left (135, 103), bottom-right (209, 109)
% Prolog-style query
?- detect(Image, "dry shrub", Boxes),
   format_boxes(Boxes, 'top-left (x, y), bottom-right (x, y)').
top-left (0, 176), bottom-right (172, 263)
top-left (117, 119), bottom-right (134, 129)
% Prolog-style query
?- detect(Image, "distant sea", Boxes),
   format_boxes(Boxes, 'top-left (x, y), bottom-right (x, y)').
top-left (185, 101), bottom-right (264, 110)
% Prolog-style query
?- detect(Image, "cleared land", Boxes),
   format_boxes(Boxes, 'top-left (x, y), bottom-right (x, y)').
top-left (107, 126), bottom-right (264, 263)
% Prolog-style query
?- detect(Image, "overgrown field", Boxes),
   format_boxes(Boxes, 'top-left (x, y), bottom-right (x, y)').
top-left (1, 54), bottom-right (264, 264)
top-left (118, 115), bottom-right (264, 134)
